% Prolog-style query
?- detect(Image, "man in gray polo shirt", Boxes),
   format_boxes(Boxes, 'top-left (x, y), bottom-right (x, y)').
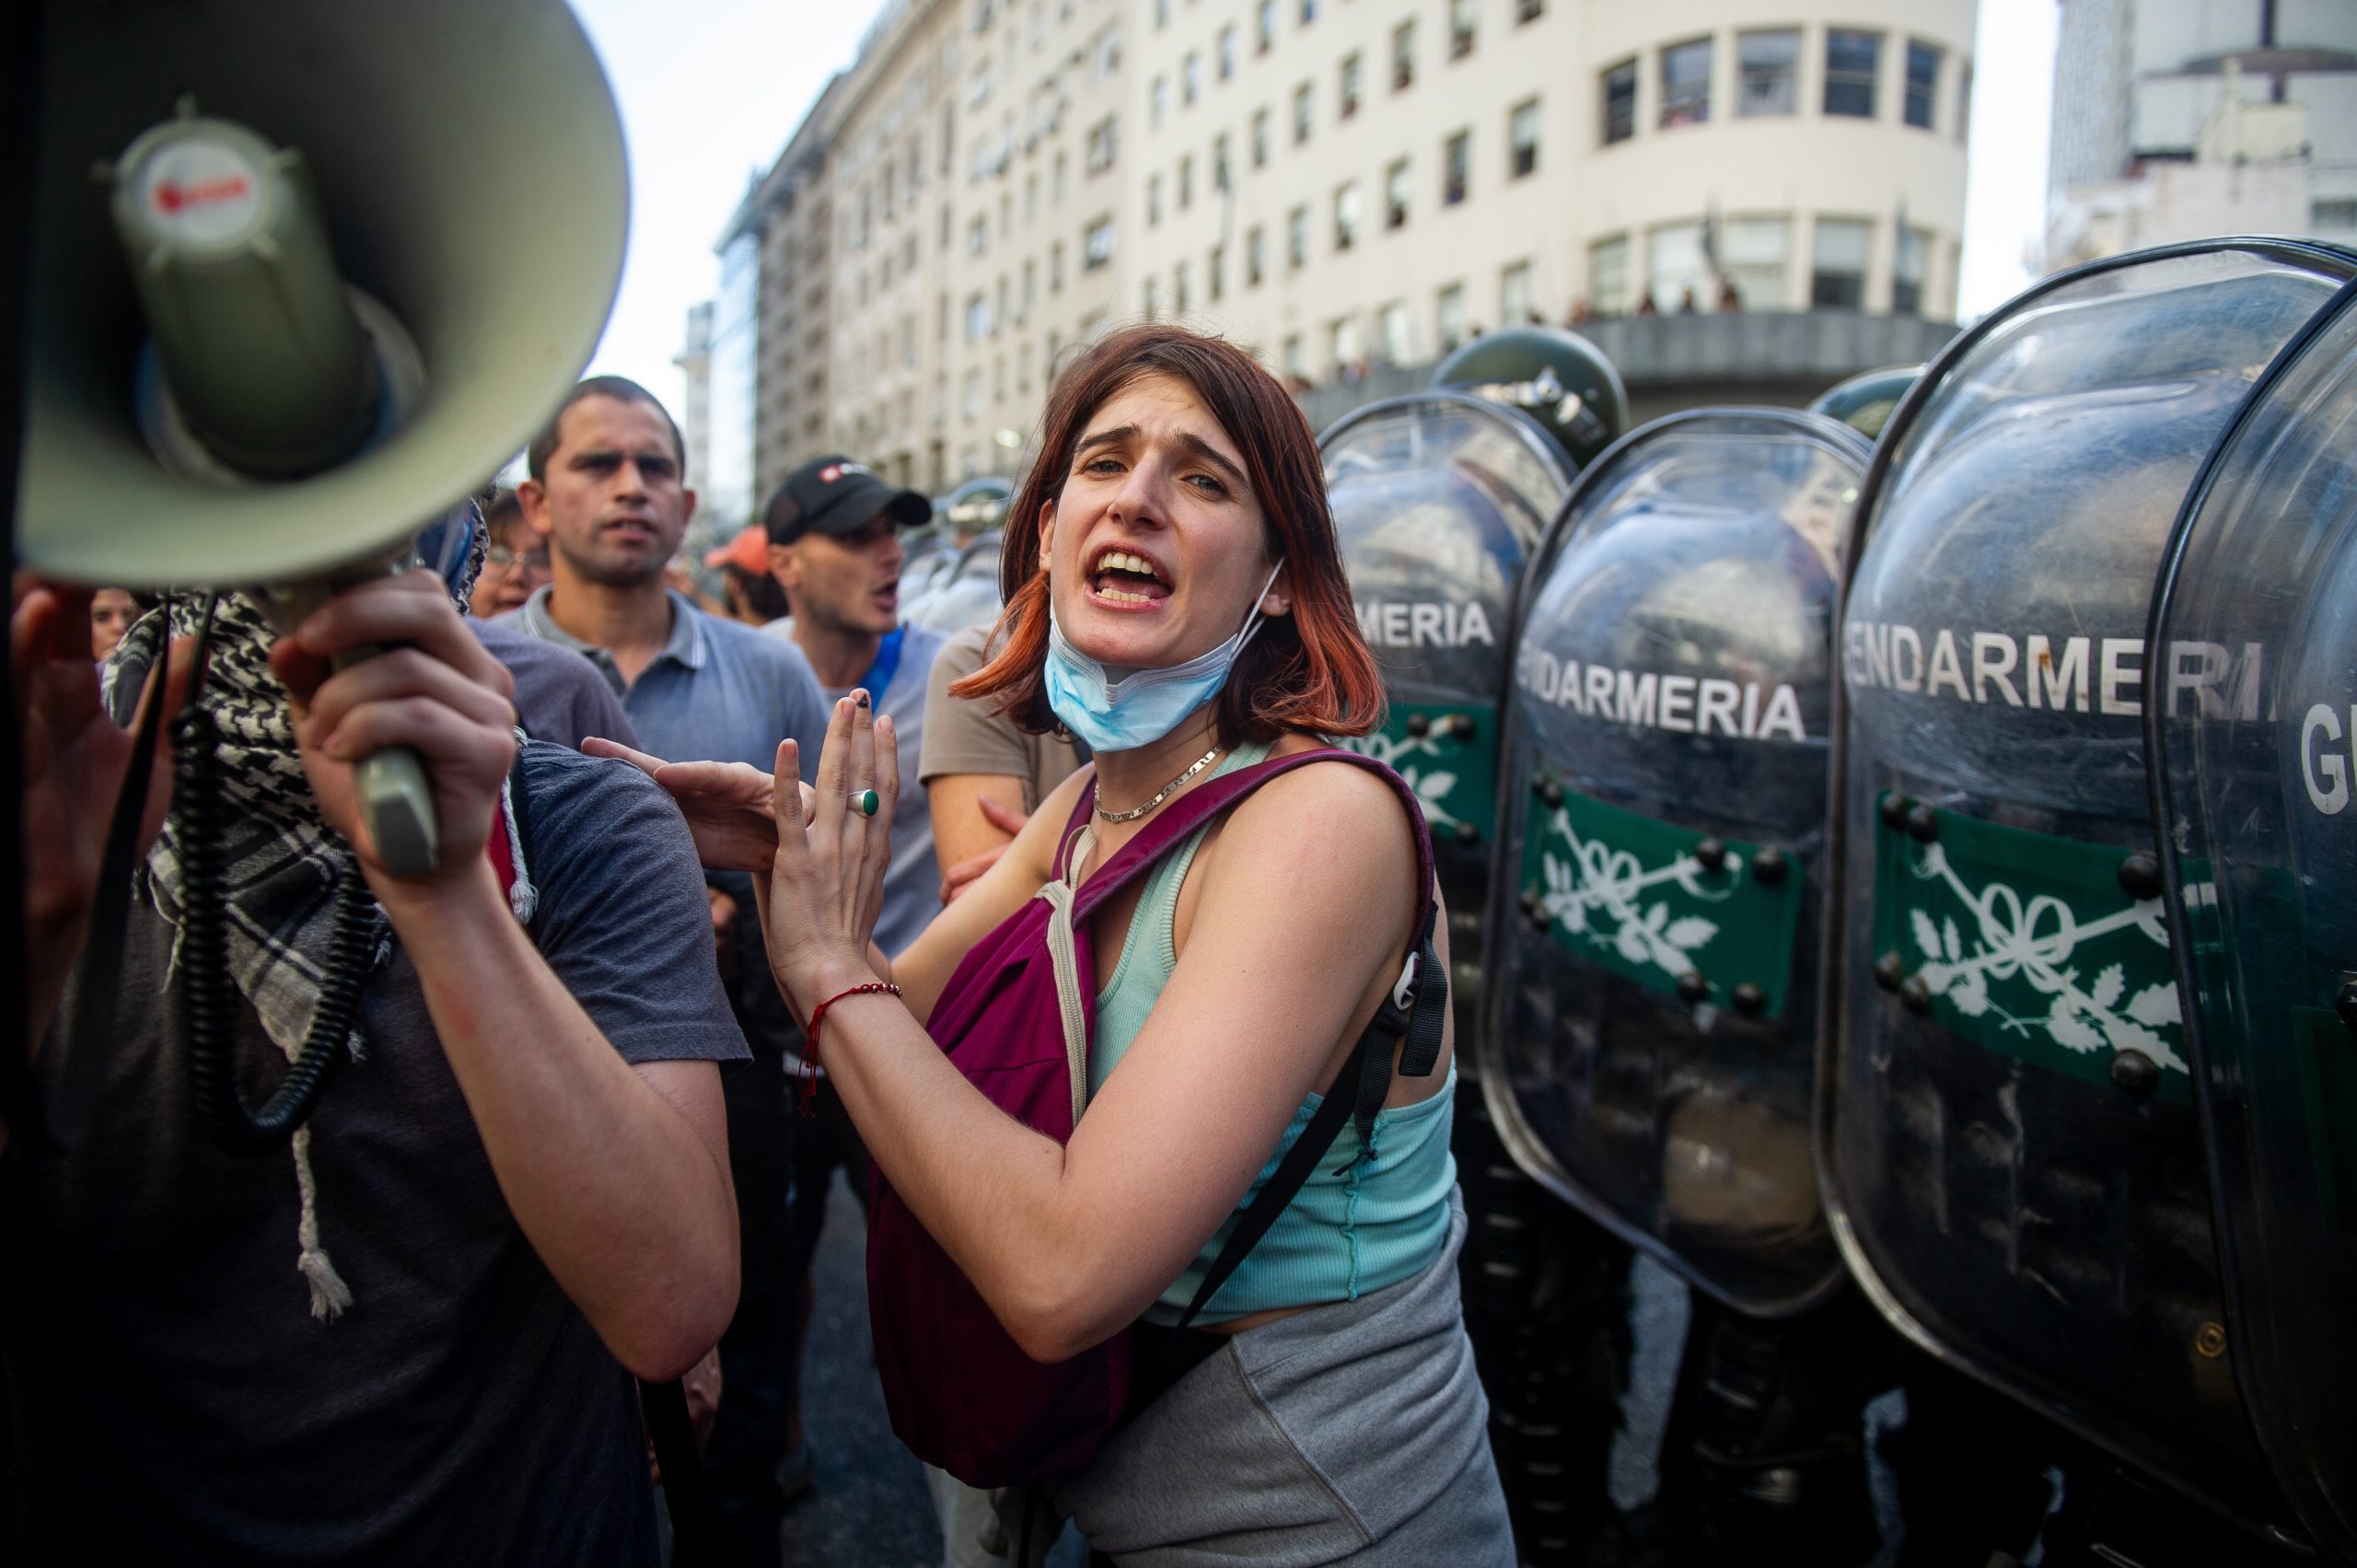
top-left (498, 375), bottom-right (827, 1564)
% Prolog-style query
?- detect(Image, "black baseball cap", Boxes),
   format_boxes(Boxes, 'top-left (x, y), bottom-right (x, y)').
top-left (765, 456), bottom-right (931, 544)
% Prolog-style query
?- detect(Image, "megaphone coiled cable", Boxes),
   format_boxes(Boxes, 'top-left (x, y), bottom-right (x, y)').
top-left (173, 598), bottom-right (364, 1155)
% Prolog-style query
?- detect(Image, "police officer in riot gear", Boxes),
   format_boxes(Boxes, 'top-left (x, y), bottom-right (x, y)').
top-left (1823, 238), bottom-right (2357, 1566)
top-left (1318, 333), bottom-right (1629, 1563)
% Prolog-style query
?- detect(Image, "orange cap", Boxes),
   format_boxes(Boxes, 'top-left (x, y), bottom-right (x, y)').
top-left (702, 524), bottom-right (772, 575)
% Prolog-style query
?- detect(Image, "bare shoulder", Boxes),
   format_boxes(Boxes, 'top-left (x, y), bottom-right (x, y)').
top-left (1208, 743), bottom-right (1421, 908)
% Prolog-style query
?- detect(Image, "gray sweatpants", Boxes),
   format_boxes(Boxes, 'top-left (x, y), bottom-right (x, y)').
top-left (996, 1190), bottom-right (1514, 1567)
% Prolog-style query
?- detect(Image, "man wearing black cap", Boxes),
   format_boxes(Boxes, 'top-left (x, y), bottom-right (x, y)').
top-left (761, 456), bottom-right (948, 1458)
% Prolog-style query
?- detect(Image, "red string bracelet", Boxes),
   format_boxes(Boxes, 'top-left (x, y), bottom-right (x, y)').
top-left (800, 981), bottom-right (903, 1114)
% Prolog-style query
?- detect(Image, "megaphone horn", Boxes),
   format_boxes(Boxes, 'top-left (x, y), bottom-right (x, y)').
top-left (20, 0), bottom-right (629, 589)
top-left (21, 0), bottom-right (629, 874)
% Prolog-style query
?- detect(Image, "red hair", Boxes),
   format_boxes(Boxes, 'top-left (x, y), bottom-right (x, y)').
top-left (952, 323), bottom-right (1384, 745)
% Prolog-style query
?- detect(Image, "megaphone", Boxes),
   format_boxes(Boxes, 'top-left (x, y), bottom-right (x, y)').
top-left (23, 0), bottom-right (628, 872)
top-left (17, 0), bottom-right (626, 1145)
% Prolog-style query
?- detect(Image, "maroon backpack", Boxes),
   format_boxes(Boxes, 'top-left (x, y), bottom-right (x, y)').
top-left (865, 748), bottom-right (1446, 1489)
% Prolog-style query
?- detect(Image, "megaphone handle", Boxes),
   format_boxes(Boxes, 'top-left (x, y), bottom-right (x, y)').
top-left (353, 741), bottom-right (438, 878)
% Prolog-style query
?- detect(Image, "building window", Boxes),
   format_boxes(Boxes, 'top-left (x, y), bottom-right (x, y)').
top-left (1084, 215), bottom-right (1115, 270)
top-left (1602, 61), bottom-right (1636, 145)
top-left (1649, 220), bottom-right (1707, 311)
top-left (1436, 282), bottom-right (1467, 350)
top-left (1283, 334), bottom-right (1306, 379)
top-left (1904, 41), bottom-right (1940, 130)
top-left (1721, 216), bottom-right (1789, 309)
top-left (1214, 134), bottom-right (1232, 192)
top-left (1086, 116), bottom-right (1118, 173)
top-left (1509, 99), bottom-right (1539, 178)
top-left (1392, 21), bottom-right (1415, 92)
top-left (1386, 157), bottom-right (1411, 228)
top-left (1379, 299), bottom-right (1411, 365)
top-left (2313, 198), bottom-right (2357, 230)
top-left (1174, 260), bottom-right (1190, 316)
top-left (1219, 26), bottom-right (1237, 80)
top-left (1340, 53), bottom-right (1362, 119)
top-left (1825, 30), bottom-right (1880, 119)
top-left (1958, 59), bottom-right (1974, 142)
top-left (1516, 0), bottom-right (1542, 22)
top-left (1812, 217), bottom-right (1871, 308)
top-left (969, 215), bottom-right (989, 255)
top-left (1444, 130), bottom-right (1470, 205)
top-left (1298, 0), bottom-right (1316, 26)
top-left (1051, 240), bottom-right (1064, 292)
top-left (1660, 37), bottom-right (1712, 128)
top-left (1248, 225), bottom-right (1267, 285)
top-left (962, 369), bottom-right (981, 421)
top-left (1294, 83), bottom-right (1314, 144)
top-left (1144, 275), bottom-right (1160, 319)
top-left (1288, 204), bottom-right (1309, 267)
top-left (966, 294), bottom-right (989, 341)
top-left (1334, 181), bottom-right (1361, 250)
top-left (1893, 226), bottom-right (1928, 315)
top-left (1154, 0), bottom-right (1168, 27)
top-left (1253, 108), bottom-right (1271, 167)
top-left (1152, 75), bottom-right (1167, 128)
top-left (1500, 261), bottom-right (1534, 326)
top-left (1450, 0), bottom-right (1476, 59)
top-left (1738, 29), bottom-right (1798, 117)
top-left (1210, 245), bottom-right (1225, 302)
top-left (1329, 315), bottom-right (1359, 375)
top-left (1589, 235), bottom-right (1629, 315)
top-left (1184, 52), bottom-right (1201, 106)
top-left (1178, 155), bottom-right (1194, 210)
top-left (1147, 174), bottom-right (1162, 226)
top-left (1257, 0), bottom-right (1275, 53)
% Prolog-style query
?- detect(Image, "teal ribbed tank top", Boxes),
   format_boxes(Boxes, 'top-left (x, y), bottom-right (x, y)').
top-left (1086, 742), bottom-right (1457, 1326)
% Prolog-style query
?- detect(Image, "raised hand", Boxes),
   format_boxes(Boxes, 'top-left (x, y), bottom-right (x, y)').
top-left (268, 570), bottom-right (517, 892)
top-left (762, 692), bottom-right (899, 1011)
top-left (583, 736), bottom-right (818, 875)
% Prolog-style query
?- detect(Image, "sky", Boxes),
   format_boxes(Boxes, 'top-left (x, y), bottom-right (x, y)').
top-left (574, 0), bottom-right (2061, 413)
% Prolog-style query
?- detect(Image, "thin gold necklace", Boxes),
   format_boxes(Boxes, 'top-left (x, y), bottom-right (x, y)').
top-left (1097, 742), bottom-right (1224, 823)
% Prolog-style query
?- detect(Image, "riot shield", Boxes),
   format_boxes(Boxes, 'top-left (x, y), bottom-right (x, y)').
top-left (906, 528), bottom-right (1004, 636)
top-left (1319, 391), bottom-right (1574, 1037)
top-left (1820, 239), bottom-right (2356, 1542)
top-left (1482, 410), bottom-right (1866, 1316)
top-left (2149, 276), bottom-right (2357, 1565)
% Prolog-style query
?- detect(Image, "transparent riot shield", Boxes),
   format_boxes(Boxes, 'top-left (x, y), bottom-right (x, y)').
top-left (1481, 410), bottom-right (1867, 1316)
top-left (2149, 278), bottom-right (2357, 1564)
top-left (1821, 239), bottom-right (2356, 1542)
top-left (906, 528), bottom-right (1004, 636)
top-left (1320, 392), bottom-right (1574, 1035)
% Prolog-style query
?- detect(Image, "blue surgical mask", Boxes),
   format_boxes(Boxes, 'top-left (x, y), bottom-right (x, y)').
top-left (1043, 558), bottom-right (1284, 753)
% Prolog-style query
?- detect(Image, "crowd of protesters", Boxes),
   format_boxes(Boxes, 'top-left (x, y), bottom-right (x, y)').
top-left (9, 324), bottom-right (1503, 1565)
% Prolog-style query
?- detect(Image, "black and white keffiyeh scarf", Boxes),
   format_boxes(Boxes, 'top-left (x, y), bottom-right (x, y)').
top-left (96, 510), bottom-right (494, 1319)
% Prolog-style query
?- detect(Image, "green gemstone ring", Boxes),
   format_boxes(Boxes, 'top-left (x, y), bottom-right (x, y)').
top-left (854, 788), bottom-right (880, 818)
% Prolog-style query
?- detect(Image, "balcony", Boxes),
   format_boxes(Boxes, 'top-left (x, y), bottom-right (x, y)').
top-left (1293, 308), bottom-right (1959, 433)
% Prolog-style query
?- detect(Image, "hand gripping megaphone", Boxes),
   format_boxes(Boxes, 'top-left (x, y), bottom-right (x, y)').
top-left (20, 0), bottom-right (629, 870)
top-left (16, 0), bottom-right (626, 1151)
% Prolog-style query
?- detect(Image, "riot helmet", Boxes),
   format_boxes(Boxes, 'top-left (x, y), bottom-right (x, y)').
top-left (1485, 408), bottom-right (1867, 1315)
top-left (2149, 273), bottom-right (2357, 1564)
top-left (1432, 326), bottom-right (1629, 472)
top-left (1821, 239), bottom-right (2356, 1545)
top-left (905, 528), bottom-right (1004, 635)
top-left (1807, 366), bottom-right (1920, 442)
